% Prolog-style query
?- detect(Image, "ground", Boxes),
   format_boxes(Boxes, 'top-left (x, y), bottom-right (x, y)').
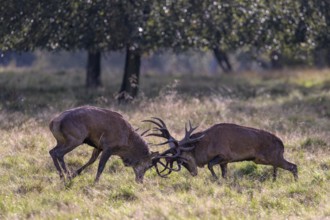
top-left (0, 69), bottom-right (329, 219)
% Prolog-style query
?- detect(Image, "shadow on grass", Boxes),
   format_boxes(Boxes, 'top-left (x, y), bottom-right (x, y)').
top-left (233, 163), bottom-right (274, 183)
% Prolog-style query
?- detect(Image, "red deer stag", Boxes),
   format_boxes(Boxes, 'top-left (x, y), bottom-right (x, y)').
top-left (49, 106), bottom-right (159, 183)
top-left (145, 118), bottom-right (298, 181)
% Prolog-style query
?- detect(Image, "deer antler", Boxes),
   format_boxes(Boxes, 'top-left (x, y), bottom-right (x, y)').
top-left (178, 121), bottom-right (204, 146)
top-left (142, 117), bottom-right (175, 141)
top-left (151, 147), bottom-right (185, 177)
top-left (144, 117), bottom-right (204, 177)
top-left (134, 127), bottom-right (150, 137)
top-left (140, 129), bottom-right (150, 137)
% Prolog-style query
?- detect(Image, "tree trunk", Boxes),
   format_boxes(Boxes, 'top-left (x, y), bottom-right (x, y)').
top-left (117, 46), bottom-right (141, 103)
top-left (314, 48), bottom-right (328, 68)
top-left (270, 50), bottom-right (283, 69)
top-left (213, 46), bottom-right (232, 73)
top-left (326, 48), bottom-right (330, 67)
top-left (324, 0), bottom-right (330, 67)
top-left (86, 50), bottom-right (101, 88)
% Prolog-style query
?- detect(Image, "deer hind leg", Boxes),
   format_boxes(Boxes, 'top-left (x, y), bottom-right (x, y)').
top-left (273, 166), bottom-right (278, 181)
top-left (95, 148), bottom-right (112, 183)
top-left (49, 145), bottom-right (72, 179)
top-left (278, 159), bottom-right (298, 181)
top-left (71, 148), bottom-right (102, 179)
top-left (49, 138), bottom-right (82, 180)
top-left (49, 146), bottom-right (65, 179)
top-left (220, 163), bottom-right (228, 179)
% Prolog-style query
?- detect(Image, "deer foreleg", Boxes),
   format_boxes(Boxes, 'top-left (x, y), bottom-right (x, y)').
top-left (71, 148), bottom-right (102, 179)
top-left (95, 149), bottom-right (112, 183)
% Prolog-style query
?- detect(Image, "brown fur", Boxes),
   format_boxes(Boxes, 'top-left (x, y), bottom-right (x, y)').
top-left (180, 123), bottom-right (298, 181)
top-left (49, 106), bottom-right (153, 183)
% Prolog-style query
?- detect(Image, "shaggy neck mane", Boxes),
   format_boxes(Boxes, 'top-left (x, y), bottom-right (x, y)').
top-left (129, 131), bottom-right (150, 158)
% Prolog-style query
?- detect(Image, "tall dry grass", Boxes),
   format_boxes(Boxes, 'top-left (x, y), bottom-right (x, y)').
top-left (0, 69), bottom-right (329, 219)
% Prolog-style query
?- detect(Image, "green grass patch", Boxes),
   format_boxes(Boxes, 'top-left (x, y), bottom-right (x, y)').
top-left (0, 69), bottom-right (329, 219)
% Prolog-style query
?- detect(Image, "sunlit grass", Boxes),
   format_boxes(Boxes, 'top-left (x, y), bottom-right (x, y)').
top-left (0, 69), bottom-right (329, 219)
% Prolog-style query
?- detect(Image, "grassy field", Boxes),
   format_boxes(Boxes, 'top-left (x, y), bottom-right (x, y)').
top-left (0, 68), bottom-right (329, 219)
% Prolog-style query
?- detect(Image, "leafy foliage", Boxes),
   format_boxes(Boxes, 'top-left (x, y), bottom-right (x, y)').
top-left (1, 1), bottom-right (328, 56)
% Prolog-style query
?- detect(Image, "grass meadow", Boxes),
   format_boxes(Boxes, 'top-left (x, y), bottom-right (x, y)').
top-left (0, 68), bottom-right (329, 219)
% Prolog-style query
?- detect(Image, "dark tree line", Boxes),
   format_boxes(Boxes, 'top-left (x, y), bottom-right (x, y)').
top-left (0, 0), bottom-right (329, 101)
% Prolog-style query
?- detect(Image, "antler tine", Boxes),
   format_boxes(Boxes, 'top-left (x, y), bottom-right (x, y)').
top-left (154, 163), bottom-right (169, 178)
top-left (156, 160), bottom-right (170, 173)
top-left (152, 147), bottom-right (183, 177)
top-left (157, 148), bottom-right (181, 159)
top-left (156, 160), bottom-right (182, 173)
top-left (152, 127), bottom-right (166, 132)
top-left (151, 146), bottom-right (181, 161)
top-left (143, 117), bottom-right (176, 141)
top-left (185, 120), bottom-right (193, 133)
top-left (185, 120), bottom-right (198, 138)
top-left (146, 133), bottom-right (165, 138)
top-left (150, 140), bottom-right (173, 146)
top-left (151, 144), bottom-right (189, 177)
top-left (155, 163), bottom-right (175, 178)
top-left (178, 120), bottom-right (204, 147)
top-left (179, 133), bottom-right (205, 146)
top-left (151, 117), bottom-right (167, 128)
top-left (142, 119), bottom-right (163, 128)
top-left (140, 129), bottom-right (150, 137)
top-left (153, 159), bottom-right (182, 177)
top-left (142, 117), bottom-right (168, 129)
top-left (158, 147), bottom-right (175, 156)
top-left (148, 127), bottom-right (168, 134)
top-left (148, 138), bottom-right (179, 147)
top-left (183, 120), bottom-right (199, 139)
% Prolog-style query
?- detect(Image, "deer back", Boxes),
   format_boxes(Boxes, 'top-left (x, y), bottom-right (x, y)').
top-left (190, 123), bottom-right (283, 166)
top-left (50, 106), bottom-right (150, 160)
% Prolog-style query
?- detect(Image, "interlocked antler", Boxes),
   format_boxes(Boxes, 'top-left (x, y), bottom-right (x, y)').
top-left (143, 117), bottom-right (181, 177)
top-left (144, 117), bottom-right (204, 177)
top-left (152, 148), bottom-right (183, 177)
